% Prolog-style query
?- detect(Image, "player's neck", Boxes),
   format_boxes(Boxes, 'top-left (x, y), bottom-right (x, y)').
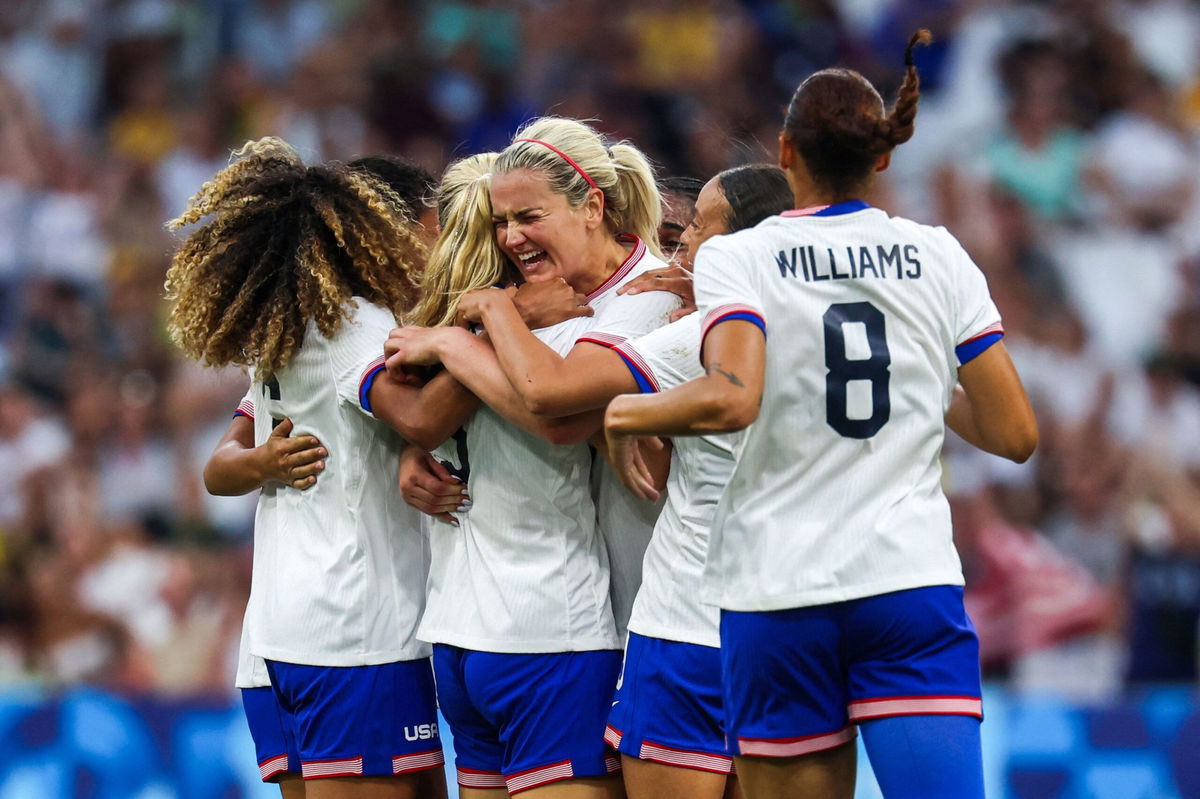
top-left (572, 234), bottom-right (630, 295)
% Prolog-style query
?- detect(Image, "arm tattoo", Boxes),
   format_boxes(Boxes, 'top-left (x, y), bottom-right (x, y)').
top-left (706, 362), bottom-right (744, 387)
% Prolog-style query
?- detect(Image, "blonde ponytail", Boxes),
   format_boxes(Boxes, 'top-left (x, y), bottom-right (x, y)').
top-left (495, 117), bottom-right (664, 258)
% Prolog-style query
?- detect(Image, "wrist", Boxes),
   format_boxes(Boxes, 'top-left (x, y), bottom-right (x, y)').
top-left (249, 443), bottom-right (275, 485)
top-left (605, 396), bottom-right (637, 436)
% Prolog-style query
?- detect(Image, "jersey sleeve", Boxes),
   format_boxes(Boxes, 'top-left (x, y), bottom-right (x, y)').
top-left (947, 235), bottom-right (1004, 365)
top-left (233, 387), bottom-right (254, 419)
top-left (330, 302), bottom-right (396, 416)
top-left (576, 289), bottom-right (679, 348)
top-left (693, 234), bottom-right (766, 356)
top-left (612, 314), bottom-right (703, 394)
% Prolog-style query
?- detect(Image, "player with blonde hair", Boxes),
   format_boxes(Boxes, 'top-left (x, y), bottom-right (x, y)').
top-left (385, 117), bottom-right (681, 797)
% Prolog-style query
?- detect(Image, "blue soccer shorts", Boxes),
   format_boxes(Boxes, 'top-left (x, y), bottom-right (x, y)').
top-left (720, 585), bottom-right (983, 757)
top-left (606, 632), bottom-right (732, 773)
top-left (265, 658), bottom-right (444, 779)
top-left (433, 645), bottom-right (623, 794)
top-left (241, 686), bottom-right (299, 782)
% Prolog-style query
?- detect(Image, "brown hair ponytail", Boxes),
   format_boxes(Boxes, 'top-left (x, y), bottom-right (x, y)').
top-left (782, 29), bottom-right (932, 198)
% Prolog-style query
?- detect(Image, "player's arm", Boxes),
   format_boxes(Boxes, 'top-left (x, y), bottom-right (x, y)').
top-left (466, 288), bottom-right (651, 416)
top-left (945, 340), bottom-right (1038, 462)
top-left (367, 368), bottom-right (481, 452)
top-left (603, 319), bottom-right (763, 499)
top-left (203, 415), bottom-right (327, 495)
top-left (386, 325), bottom-right (621, 445)
top-left (605, 319), bottom-right (765, 438)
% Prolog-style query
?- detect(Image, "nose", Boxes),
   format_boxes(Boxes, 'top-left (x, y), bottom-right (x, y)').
top-left (501, 221), bottom-right (527, 250)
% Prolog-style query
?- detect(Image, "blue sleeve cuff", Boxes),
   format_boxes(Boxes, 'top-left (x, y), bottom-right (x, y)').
top-left (956, 331), bottom-right (1003, 365)
top-left (359, 363), bottom-right (387, 413)
top-left (616, 350), bottom-right (657, 394)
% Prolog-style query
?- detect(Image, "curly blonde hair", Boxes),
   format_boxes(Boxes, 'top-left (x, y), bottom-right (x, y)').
top-left (165, 137), bottom-right (426, 377)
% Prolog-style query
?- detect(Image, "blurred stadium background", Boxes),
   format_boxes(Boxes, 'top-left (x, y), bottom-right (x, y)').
top-left (0, 0), bottom-right (1198, 797)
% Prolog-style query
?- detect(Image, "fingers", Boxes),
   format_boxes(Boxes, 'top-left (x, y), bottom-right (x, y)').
top-left (269, 417), bottom-right (294, 437)
top-left (402, 482), bottom-right (464, 514)
top-left (618, 460), bottom-right (660, 503)
top-left (282, 442), bottom-right (327, 467)
top-left (572, 304), bottom-right (596, 318)
top-left (631, 449), bottom-right (660, 502)
top-left (290, 475), bottom-right (319, 490)
top-left (288, 458), bottom-right (325, 480)
top-left (669, 305), bottom-right (697, 323)
top-left (642, 435), bottom-right (665, 452)
top-left (424, 454), bottom-right (455, 482)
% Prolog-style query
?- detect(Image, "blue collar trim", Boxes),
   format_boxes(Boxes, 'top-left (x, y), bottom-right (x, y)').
top-left (812, 200), bottom-right (871, 217)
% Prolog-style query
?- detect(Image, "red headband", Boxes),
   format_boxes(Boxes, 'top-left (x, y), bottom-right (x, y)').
top-left (515, 138), bottom-right (599, 190)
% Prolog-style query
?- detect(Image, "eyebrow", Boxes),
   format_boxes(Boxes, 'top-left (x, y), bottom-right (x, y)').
top-left (492, 207), bottom-right (538, 221)
top-left (660, 222), bottom-right (686, 232)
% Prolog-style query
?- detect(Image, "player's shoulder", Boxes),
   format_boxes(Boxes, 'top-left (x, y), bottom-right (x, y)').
top-left (883, 213), bottom-right (967, 253)
top-left (344, 297), bottom-right (398, 329)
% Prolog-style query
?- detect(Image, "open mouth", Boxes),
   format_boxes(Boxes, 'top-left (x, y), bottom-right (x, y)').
top-left (516, 250), bottom-right (548, 268)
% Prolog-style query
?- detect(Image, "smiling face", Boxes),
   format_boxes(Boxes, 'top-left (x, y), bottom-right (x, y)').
top-left (679, 177), bottom-right (731, 270)
top-left (490, 169), bottom-right (598, 285)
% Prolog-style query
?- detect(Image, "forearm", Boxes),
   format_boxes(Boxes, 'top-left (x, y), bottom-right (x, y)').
top-left (438, 329), bottom-right (602, 444)
top-left (371, 371), bottom-right (480, 451)
top-left (945, 385), bottom-right (989, 452)
top-left (203, 441), bottom-right (268, 495)
top-left (477, 292), bottom-right (582, 415)
top-left (605, 374), bottom-right (757, 438)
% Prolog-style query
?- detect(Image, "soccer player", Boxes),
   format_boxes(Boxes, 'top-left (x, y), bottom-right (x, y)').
top-left (383, 117), bottom-right (678, 798)
top-left (603, 32), bottom-right (1038, 799)
top-left (393, 164), bottom-right (791, 799)
top-left (198, 153), bottom-right (444, 797)
top-left (169, 138), bottom-right (466, 799)
top-left (656, 176), bottom-right (704, 260)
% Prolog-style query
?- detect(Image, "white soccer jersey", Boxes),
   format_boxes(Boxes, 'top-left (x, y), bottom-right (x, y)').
top-left (574, 236), bottom-right (679, 639)
top-left (230, 390), bottom-right (271, 690)
top-left (420, 323), bottom-right (615, 653)
top-left (244, 300), bottom-right (431, 666)
top-left (694, 202), bottom-right (1004, 612)
top-left (419, 235), bottom-right (679, 651)
top-left (613, 314), bottom-right (736, 647)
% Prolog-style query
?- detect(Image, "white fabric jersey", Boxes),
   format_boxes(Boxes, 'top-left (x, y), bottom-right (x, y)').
top-left (230, 390), bottom-right (271, 689)
top-left (421, 323), bottom-right (615, 653)
top-left (613, 314), bottom-right (735, 648)
top-left (694, 204), bottom-right (1003, 612)
top-left (420, 235), bottom-right (678, 651)
top-left (574, 236), bottom-right (679, 639)
top-left (245, 300), bottom-right (431, 666)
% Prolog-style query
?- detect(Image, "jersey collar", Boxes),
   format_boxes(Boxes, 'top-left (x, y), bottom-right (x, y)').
top-left (781, 200), bottom-right (872, 218)
top-left (585, 234), bottom-right (646, 302)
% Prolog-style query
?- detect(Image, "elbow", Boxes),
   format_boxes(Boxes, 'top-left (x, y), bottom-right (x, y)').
top-left (521, 382), bottom-right (564, 417)
top-left (1005, 424), bottom-right (1039, 464)
top-left (717, 403), bottom-right (759, 433)
top-left (546, 426), bottom-right (589, 446)
top-left (203, 471), bottom-right (239, 497)
top-left (405, 426), bottom-right (449, 452)
top-left (701, 390), bottom-right (759, 433)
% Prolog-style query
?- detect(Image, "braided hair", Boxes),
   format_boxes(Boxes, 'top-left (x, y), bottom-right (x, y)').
top-left (165, 137), bottom-right (426, 378)
top-left (782, 30), bottom-right (932, 199)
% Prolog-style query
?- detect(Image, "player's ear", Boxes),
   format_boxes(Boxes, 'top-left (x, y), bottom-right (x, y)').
top-left (874, 151), bottom-right (892, 173)
top-left (777, 133), bottom-right (794, 171)
top-left (582, 186), bottom-right (605, 230)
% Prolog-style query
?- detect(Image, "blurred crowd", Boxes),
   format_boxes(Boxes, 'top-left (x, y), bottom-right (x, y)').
top-left (0, 0), bottom-right (1197, 700)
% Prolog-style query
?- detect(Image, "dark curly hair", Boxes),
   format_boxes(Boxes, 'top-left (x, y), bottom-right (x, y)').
top-left (783, 29), bottom-right (932, 198)
top-left (165, 137), bottom-right (426, 377)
